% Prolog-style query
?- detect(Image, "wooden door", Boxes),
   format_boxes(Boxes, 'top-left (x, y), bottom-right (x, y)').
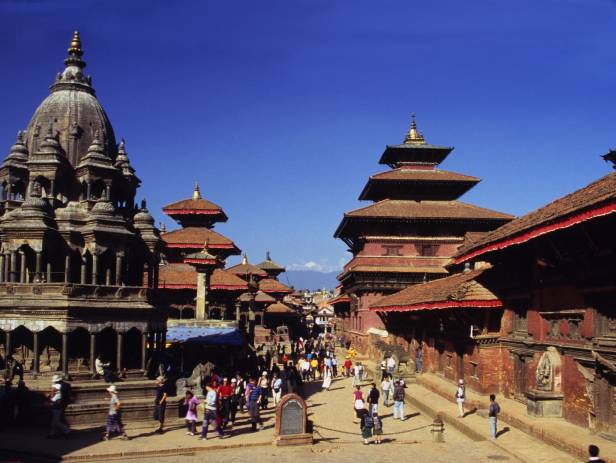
top-left (513, 355), bottom-right (528, 403)
top-left (595, 373), bottom-right (616, 435)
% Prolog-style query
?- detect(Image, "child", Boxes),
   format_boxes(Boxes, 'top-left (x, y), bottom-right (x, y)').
top-left (372, 412), bottom-right (383, 444)
top-left (184, 390), bottom-right (199, 436)
top-left (359, 408), bottom-right (373, 445)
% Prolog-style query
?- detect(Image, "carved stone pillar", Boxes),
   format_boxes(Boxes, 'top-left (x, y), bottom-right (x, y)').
top-left (46, 262), bottom-right (52, 283)
top-left (0, 254), bottom-right (4, 283)
top-left (92, 254), bottom-right (98, 285)
top-left (86, 182), bottom-right (91, 200)
top-left (32, 331), bottom-right (40, 374)
top-left (116, 331), bottom-right (124, 372)
top-left (235, 301), bottom-right (241, 322)
top-left (19, 251), bottom-right (26, 283)
top-left (115, 253), bottom-right (123, 286)
top-left (105, 268), bottom-right (111, 286)
top-left (90, 332), bottom-right (97, 375)
top-left (61, 332), bottom-right (69, 376)
top-left (3, 253), bottom-right (9, 283)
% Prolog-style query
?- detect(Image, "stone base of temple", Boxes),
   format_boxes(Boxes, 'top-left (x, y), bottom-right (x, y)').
top-left (272, 433), bottom-right (313, 446)
top-left (526, 389), bottom-right (563, 418)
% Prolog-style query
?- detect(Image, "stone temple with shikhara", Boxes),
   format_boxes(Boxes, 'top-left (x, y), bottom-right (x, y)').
top-left (0, 31), bottom-right (165, 393)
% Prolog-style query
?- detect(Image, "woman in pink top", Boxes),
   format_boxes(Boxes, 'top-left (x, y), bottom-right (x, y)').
top-left (184, 390), bottom-right (200, 435)
top-left (353, 385), bottom-right (365, 423)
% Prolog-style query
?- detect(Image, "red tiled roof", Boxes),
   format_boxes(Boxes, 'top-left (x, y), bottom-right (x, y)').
top-left (369, 168), bottom-right (479, 183)
top-left (370, 267), bottom-right (500, 312)
top-left (162, 227), bottom-right (240, 252)
top-left (266, 302), bottom-right (297, 315)
top-left (259, 278), bottom-right (293, 294)
top-left (255, 291), bottom-right (277, 303)
top-left (158, 264), bottom-right (247, 291)
top-left (344, 199), bottom-right (513, 221)
top-left (226, 262), bottom-right (268, 278)
top-left (455, 172), bottom-right (616, 263)
top-left (163, 197), bottom-right (226, 216)
top-left (211, 269), bottom-right (249, 291)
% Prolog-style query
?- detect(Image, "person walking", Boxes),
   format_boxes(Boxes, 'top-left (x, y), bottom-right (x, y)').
top-left (386, 356), bottom-right (396, 376)
top-left (104, 385), bottom-right (128, 440)
top-left (331, 356), bottom-right (338, 377)
top-left (47, 380), bottom-right (70, 438)
top-left (456, 379), bottom-right (466, 418)
top-left (153, 376), bottom-right (168, 433)
top-left (358, 408), bottom-right (373, 445)
top-left (372, 412), bottom-right (383, 444)
top-left (200, 384), bottom-right (223, 439)
top-left (367, 382), bottom-right (380, 416)
top-left (245, 377), bottom-right (263, 431)
top-left (415, 343), bottom-right (423, 374)
top-left (258, 372), bottom-right (270, 410)
top-left (271, 373), bottom-right (282, 406)
top-left (343, 357), bottom-right (352, 377)
top-left (352, 385), bottom-right (365, 423)
top-left (321, 367), bottom-right (332, 391)
top-left (218, 377), bottom-right (233, 429)
top-left (352, 362), bottom-right (362, 386)
top-left (488, 394), bottom-right (500, 440)
top-left (381, 375), bottom-right (392, 407)
top-left (392, 379), bottom-right (406, 420)
top-left (588, 444), bottom-right (606, 463)
top-left (184, 390), bottom-right (199, 436)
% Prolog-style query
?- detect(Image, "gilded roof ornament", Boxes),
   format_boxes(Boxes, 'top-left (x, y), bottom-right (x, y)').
top-left (68, 31), bottom-right (82, 55)
top-left (193, 182), bottom-right (201, 200)
top-left (242, 253), bottom-right (248, 265)
top-left (404, 113), bottom-right (426, 145)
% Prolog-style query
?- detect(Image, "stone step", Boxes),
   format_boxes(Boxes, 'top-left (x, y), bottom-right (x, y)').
top-left (65, 396), bottom-right (181, 425)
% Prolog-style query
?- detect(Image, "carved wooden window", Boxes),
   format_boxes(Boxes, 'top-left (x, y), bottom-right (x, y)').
top-left (419, 244), bottom-right (439, 257)
top-left (382, 245), bottom-right (402, 256)
top-left (471, 362), bottom-right (478, 378)
top-left (512, 307), bottom-right (528, 335)
top-left (446, 354), bottom-right (452, 368)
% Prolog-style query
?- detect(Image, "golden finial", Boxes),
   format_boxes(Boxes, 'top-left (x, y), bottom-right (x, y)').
top-left (203, 239), bottom-right (210, 251)
top-left (242, 253), bottom-right (248, 265)
top-left (404, 113), bottom-right (426, 144)
top-left (68, 30), bottom-right (82, 54)
top-left (193, 181), bottom-right (201, 200)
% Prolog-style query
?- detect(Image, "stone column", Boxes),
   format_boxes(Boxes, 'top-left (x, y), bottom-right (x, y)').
top-left (154, 331), bottom-right (161, 352)
top-left (80, 257), bottom-right (87, 284)
top-left (2, 253), bottom-right (8, 283)
top-left (46, 262), bottom-right (52, 283)
top-left (86, 182), bottom-right (91, 200)
top-left (152, 262), bottom-right (159, 289)
top-left (0, 254), bottom-right (4, 283)
top-left (92, 254), bottom-right (98, 285)
top-left (115, 253), bottom-right (123, 286)
top-left (89, 332), bottom-right (96, 375)
top-left (36, 251), bottom-right (43, 282)
top-left (235, 301), bottom-right (241, 322)
top-left (141, 331), bottom-right (147, 371)
top-left (11, 251), bottom-right (19, 282)
top-left (195, 272), bottom-right (207, 320)
top-left (5, 330), bottom-right (12, 359)
top-left (105, 268), bottom-right (111, 286)
top-left (19, 251), bottom-right (26, 283)
top-left (32, 331), bottom-right (40, 374)
top-left (64, 254), bottom-right (70, 283)
top-left (61, 332), bottom-right (69, 376)
top-left (116, 331), bottom-right (124, 372)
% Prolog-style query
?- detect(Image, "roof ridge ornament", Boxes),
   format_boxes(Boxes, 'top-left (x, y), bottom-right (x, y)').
top-left (242, 253), bottom-right (248, 265)
top-left (65, 30), bottom-right (85, 69)
top-left (193, 181), bottom-right (201, 200)
top-left (404, 113), bottom-right (426, 145)
top-left (266, 250), bottom-right (271, 261)
top-left (602, 149), bottom-right (616, 169)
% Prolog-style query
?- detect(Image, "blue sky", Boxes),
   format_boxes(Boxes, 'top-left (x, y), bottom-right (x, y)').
top-left (0, 0), bottom-right (615, 273)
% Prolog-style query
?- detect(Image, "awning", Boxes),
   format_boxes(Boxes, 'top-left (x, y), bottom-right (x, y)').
top-left (166, 326), bottom-right (245, 346)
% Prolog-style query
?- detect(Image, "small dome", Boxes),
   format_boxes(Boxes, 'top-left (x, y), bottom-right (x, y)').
top-left (134, 209), bottom-right (155, 225)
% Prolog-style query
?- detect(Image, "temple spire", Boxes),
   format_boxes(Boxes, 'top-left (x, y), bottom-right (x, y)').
top-left (404, 113), bottom-right (425, 145)
top-left (64, 30), bottom-right (85, 69)
top-left (242, 253), bottom-right (248, 265)
top-left (266, 250), bottom-right (271, 261)
top-left (193, 182), bottom-right (201, 200)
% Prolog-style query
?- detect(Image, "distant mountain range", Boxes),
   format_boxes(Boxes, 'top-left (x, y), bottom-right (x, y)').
top-left (279, 271), bottom-right (339, 291)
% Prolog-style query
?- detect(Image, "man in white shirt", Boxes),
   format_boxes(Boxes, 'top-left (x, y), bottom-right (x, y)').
top-left (386, 356), bottom-right (396, 376)
top-left (48, 383), bottom-right (70, 438)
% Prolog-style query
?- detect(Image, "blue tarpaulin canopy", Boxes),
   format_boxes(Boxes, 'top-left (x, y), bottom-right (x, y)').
top-left (166, 326), bottom-right (245, 346)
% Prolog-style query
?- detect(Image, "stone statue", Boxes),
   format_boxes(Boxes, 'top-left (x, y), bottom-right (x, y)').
top-left (536, 353), bottom-right (553, 391)
top-left (175, 361), bottom-right (216, 396)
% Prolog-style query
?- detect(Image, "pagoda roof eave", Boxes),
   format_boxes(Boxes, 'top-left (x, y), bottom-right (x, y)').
top-left (378, 144), bottom-right (454, 166)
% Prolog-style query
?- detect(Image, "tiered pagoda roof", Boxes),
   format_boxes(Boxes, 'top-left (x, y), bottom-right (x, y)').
top-left (259, 277), bottom-right (293, 295)
top-left (256, 251), bottom-right (286, 279)
top-left (162, 227), bottom-right (240, 256)
top-left (227, 254), bottom-right (268, 278)
top-left (159, 264), bottom-right (248, 291)
top-left (335, 114), bottom-right (513, 289)
top-left (163, 183), bottom-right (227, 228)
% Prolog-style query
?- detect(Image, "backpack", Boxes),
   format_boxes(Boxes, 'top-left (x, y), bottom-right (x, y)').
top-left (363, 415), bottom-right (374, 428)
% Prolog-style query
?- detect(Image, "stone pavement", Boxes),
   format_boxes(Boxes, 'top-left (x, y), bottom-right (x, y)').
top-left (414, 372), bottom-right (616, 463)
